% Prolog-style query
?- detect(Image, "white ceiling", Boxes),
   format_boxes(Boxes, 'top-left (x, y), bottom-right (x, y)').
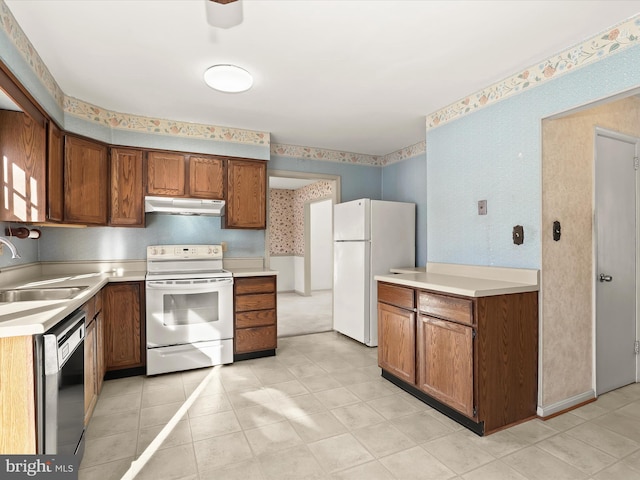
top-left (5, 1), bottom-right (640, 156)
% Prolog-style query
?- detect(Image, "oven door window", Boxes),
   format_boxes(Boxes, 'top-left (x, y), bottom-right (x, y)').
top-left (163, 291), bottom-right (219, 326)
top-left (146, 282), bottom-right (234, 346)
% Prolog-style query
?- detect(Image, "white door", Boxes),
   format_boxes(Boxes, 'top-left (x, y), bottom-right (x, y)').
top-left (595, 130), bottom-right (638, 395)
top-left (333, 241), bottom-right (370, 344)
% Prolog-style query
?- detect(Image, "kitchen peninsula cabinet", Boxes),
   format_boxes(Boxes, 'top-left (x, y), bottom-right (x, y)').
top-left (64, 135), bottom-right (108, 225)
top-left (377, 279), bottom-right (538, 436)
top-left (103, 282), bottom-right (145, 372)
top-left (234, 275), bottom-right (277, 359)
top-left (225, 158), bottom-right (266, 229)
top-left (110, 147), bottom-right (144, 226)
top-left (377, 283), bottom-right (416, 385)
top-left (417, 293), bottom-right (474, 419)
top-left (0, 109), bottom-right (46, 222)
top-left (146, 151), bottom-right (224, 199)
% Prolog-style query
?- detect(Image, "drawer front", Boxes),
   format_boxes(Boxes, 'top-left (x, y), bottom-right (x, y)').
top-left (419, 292), bottom-right (473, 326)
top-left (378, 282), bottom-right (414, 310)
top-left (235, 325), bottom-right (277, 353)
top-left (235, 293), bottom-right (276, 312)
top-left (236, 309), bottom-right (276, 329)
top-left (235, 276), bottom-right (276, 295)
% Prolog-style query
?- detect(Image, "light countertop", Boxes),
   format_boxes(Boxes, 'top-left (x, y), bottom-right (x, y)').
top-left (228, 268), bottom-right (278, 277)
top-left (0, 258), bottom-right (277, 338)
top-left (376, 263), bottom-right (539, 297)
top-left (0, 270), bottom-right (144, 338)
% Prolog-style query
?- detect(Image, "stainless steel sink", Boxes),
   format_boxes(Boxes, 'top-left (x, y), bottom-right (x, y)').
top-left (0, 286), bottom-right (89, 302)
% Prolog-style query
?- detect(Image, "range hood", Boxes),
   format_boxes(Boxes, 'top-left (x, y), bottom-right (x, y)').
top-left (144, 196), bottom-right (225, 216)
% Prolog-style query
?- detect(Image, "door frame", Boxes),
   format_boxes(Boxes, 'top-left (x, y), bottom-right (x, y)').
top-left (265, 169), bottom-right (341, 290)
top-left (592, 127), bottom-right (640, 391)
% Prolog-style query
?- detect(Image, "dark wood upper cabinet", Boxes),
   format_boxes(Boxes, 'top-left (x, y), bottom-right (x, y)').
top-left (47, 121), bottom-right (64, 222)
top-left (0, 110), bottom-right (46, 223)
top-left (189, 156), bottom-right (224, 199)
top-left (64, 135), bottom-right (108, 225)
top-left (146, 151), bottom-right (186, 196)
top-left (225, 158), bottom-right (266, 229)
top-left (110, 147), bottom-right (144, 227)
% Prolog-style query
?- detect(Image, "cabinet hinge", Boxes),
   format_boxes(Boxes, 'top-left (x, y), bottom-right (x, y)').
top-left (473, 406), bottom-right (477, 417)
top-left (635, 340), bottom-right (639, 355)
top-left (635, 156), bottom-right (639, 171)
top-left (472, 330), bottom-right (476, 339)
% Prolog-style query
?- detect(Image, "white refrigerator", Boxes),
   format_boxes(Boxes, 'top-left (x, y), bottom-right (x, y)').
top-left (333, 198), bottom-right (415, 346)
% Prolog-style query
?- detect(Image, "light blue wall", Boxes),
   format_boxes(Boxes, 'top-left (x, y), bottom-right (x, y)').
top-left (269, 155), bottom-right (383, 202)
top-left (37, 215), bottom-right (264, 261)
top-left (381, 154), bottom-right (427, 267)
top-left (427, 44), bottom-right (640, 269)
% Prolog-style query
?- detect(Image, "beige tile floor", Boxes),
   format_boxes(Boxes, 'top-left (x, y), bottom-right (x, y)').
top-left (79, 331), bottom-right (640, 480)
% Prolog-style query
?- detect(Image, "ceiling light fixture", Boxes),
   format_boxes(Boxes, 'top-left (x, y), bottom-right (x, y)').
top-left (205, 0), bottom-right (243, 29)
top-left (203, 64), bottom-right (253, 93)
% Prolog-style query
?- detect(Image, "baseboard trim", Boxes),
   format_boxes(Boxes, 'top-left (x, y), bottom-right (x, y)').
top-left (537, 389), bottom-right (596, 418)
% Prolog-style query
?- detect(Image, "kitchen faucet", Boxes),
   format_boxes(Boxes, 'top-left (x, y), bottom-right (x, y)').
top-left (0, 237), bottom-right (21, 259)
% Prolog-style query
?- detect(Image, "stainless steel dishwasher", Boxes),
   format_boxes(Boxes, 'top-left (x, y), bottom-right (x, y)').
top-left (34, 309), bottom-right (86, 457)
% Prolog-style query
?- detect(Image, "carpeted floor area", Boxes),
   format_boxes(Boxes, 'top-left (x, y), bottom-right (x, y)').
top-left (277, 290), bottom-right (333, 337)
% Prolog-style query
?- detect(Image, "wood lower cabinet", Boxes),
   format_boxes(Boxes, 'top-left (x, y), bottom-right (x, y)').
top-left (103, 282), bottom-right (145, 371)
top-left (417, 315), bottom-right (474, 418)
top-left (378, 282), bottom-right (538, 435)
top-left (84, 317), bottom-right (98, 426)
top-left (64, 135), bottom-right (108, 225)
top-left (234, 276), bottom-right (277, 358)
top-left (0, 110), bottom-right (46, 222)
top-left (225, 159), bottom-right (266, 229)
top-left (110, 147), bottom-right (144, 226)
top-left (83, 288), bottom-right (104, 426)
top-left (0, 335), bottom-right (36, 453)
top-left (377, 283), bottom-right (416, 384)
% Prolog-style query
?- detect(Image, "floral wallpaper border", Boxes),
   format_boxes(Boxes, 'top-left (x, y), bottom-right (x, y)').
top-left (2, 0), bottom-right (639, 155)
top-left (270, 141), bottom-right (426, 167)
top-left (64, 97), bottom-right (269, 145)
top-left (427, 15), bottom-right (640, 130)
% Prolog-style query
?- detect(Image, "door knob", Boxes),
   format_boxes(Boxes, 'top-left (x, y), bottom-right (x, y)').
top-left (599, 274), bottom-right (613, 282)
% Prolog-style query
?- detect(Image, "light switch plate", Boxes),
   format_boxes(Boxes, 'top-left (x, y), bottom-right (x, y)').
top-left (478, 200), bottom-right (487, 215)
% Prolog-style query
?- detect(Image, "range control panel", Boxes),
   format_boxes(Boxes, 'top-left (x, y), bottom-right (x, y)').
top-left (147, 244), bottom-right (223, 260)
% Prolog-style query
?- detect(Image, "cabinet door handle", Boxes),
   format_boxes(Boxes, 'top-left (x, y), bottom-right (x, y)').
top-left (599, 274), bottom-right (613, 283)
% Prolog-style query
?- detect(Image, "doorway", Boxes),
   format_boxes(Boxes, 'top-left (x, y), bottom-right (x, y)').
top-left (266, 170), bottom-right (340, 337)
top-left (594, 129), bottom-right (639, 395)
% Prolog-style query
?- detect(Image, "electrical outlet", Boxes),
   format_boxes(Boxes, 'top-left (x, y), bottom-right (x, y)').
top-left (221, 241), bottom-right (228, 252)
top-left (478, 200), bottom-right (487, 215)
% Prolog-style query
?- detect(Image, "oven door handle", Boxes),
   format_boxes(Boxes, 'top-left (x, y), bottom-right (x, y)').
top-left (146, 278), bottom-right (234, 289)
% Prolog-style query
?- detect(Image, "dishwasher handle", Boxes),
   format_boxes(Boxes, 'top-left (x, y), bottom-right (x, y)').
top-left (43, 310), bottom-right (86, 375)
